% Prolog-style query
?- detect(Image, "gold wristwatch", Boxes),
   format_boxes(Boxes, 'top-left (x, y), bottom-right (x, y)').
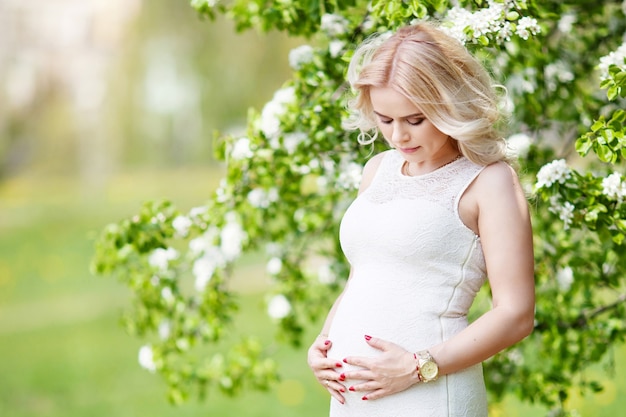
top-left (415, 350), bottom-right (439, 382)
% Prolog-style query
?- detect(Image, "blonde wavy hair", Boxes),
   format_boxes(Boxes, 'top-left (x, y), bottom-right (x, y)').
top-left (344, 22), bottom-right (509, 166)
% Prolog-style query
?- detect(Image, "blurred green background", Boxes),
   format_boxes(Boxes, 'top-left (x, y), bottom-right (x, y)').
top-left (1, 1), bottom-right (625, 416)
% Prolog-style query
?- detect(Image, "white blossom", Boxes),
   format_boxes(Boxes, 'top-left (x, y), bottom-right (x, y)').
top-left (598, 42), bottom-right (626, 82)
top-left (516, 16), bottom-right (541, 40)
top-left (231, 137), bottom-right (254, 160)
top-left (283, 132), bottom-right (308, 154)
top-left (548, 196), bottom-right (575, 230)
top-left (602, 172), bottom-right (626, 202)
top-left (293, 209), bottom-right (306, 228)
top-left (158, 320), bottom-right (171, 340)
top-left (544, 61), bottom-right (574, 92)
top-left (329, 40), bottom-right (345, 58)
top-left (266, 257), bottom-right (283, 275)
top-left (557, 13), bottom-right (577, 33)
top-left (267, 294), bottom-right (292, 319)
top-left (316, 176), bottom-right (328, 191)
top-left (188, 227), bottom-right (220, 255)
top-left (268, 187), bottom-right (279, 202)
top-left (318, 262), bottom-right (336, 284)
top-left (150, 212), bottom-right (166, 224)
top-left (506, 348), bottom-right (524, 366)
top-left (189, 205), bottom-right (208, 220)
top-left (496, 21), bottom-right (513, 43)
top-left (506, 133), bottom-right (533, 158)
top-left (559, 202), bottom-right (575, 229)
top-left (215, 179), bottom-right (231, 203)
top-left (337, 161), bottom-right (363, 190)
top-left (161, 286), bottom-right (175, 304)
top-left (247, 187), bottom-right (279, 208)
top-left (172, 215), bottom-right (192, 237)
top-left (148, 247), bottom-right (179, 271)
top-left (288, 45), bottom-right (314, 70)
top-left (442, 1), bottom-right (540, 45)
top-left (259, 87), bottom-right (296, 139)
top-left (320, 13), bottom-right (349, 37)
top-left (506, 72), bottom-right (537, 95)
top-left (265, 242), bottom-right (282, 256)
top-left (297, 164), bottom-right (311, 175)
top-left (247, 188), bottom-right (270, 208)
top-left (220, 217), bottom-right (247, 261)
top-left (535, 159), bottom-right (571, 189)
top-left (556, 266), bottom-right (574, 291)
top-left (138, 345), bottom-right (156, 372)
top-left (150, 275), bottom-right (160, 286)
top-left (603, 262), bottom-right (616, 275)
top-left (193, 255), bottom-right (218, 291)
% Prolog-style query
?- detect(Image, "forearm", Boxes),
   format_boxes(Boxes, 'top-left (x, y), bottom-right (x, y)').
top-left (428, 305), bottom-right (534, 376)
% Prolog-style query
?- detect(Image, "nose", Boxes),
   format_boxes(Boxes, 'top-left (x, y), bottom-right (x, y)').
top-left (391, 122), bottom-right (409, 145)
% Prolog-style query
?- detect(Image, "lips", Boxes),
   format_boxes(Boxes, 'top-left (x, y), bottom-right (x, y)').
top-left (399, 146), bottom-right (420, 154)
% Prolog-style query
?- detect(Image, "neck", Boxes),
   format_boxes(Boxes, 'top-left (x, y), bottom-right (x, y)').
top-left (404, 153), bottom-right (462, 176)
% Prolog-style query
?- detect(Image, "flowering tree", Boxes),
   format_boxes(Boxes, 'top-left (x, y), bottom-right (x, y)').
top-left (92, 0), bottom-right (626, 415)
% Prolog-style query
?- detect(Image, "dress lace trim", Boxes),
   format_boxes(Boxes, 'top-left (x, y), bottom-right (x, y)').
top-left (363, 150), bottom-right (485, 216)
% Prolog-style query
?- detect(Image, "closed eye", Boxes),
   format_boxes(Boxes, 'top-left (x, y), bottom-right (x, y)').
top-left (407, 118), bottom-right (425, 126)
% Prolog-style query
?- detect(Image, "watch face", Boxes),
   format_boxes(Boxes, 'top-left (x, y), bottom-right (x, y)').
top-left (421, 361), bottom-right (439, 380)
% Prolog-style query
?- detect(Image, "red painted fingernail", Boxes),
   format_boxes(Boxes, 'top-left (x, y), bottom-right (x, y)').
top-left (349, 386), bottom-right (355, 391)
top-left (339, 387), bottom-right (345, 392)
top-left (324, 340), bottom-right (330, 345)
top-left (335, 362), bottom-right (343, 368)
top-left (339, 373), bottom-right (345, 381)
top-left (364, 335), bottom-right (372, 341)
top-left (343, 358), bottom-right (348, 363)
top-left (362, 395), bottom-right (368, 401)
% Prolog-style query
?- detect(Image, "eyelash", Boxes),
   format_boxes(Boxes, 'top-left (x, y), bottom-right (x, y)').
top-left (379, 118), bottom-right (424, 126)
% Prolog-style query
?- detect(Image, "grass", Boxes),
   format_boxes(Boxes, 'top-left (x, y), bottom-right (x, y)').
top-left (1, 168), bottom-right (625, 417)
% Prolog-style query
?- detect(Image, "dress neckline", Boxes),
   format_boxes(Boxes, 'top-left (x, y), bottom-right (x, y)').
top-left (395, 151), bottom-right (466, 179)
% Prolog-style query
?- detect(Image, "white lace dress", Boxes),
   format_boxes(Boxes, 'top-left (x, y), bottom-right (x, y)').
top-left (327, 149), bottom-right (489, 417)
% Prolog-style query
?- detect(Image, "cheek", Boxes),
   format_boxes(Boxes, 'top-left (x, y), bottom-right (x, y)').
top-left (376, 123), bottom-right (392, 139)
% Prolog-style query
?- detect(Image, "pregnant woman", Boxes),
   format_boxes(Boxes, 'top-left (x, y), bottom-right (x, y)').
top-left (307, 22), bottom-right (535, 417)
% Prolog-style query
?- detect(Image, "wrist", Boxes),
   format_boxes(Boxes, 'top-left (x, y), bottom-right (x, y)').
top-left (414, 350), bottom-right (439, 383)
top-left (408, 352), bottom-right (421, 384)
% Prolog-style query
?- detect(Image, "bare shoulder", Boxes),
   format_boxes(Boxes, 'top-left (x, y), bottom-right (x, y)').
top-left (473, 161), bottom-right (525, 199)
top-left (473, 161), bottom-right (529, 214)
top-left (358, 151), bottom-right (388, 194)
top-left (476, 161), bottom-right (520, 188)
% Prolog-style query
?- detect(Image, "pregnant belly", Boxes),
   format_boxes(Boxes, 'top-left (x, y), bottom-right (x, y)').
top-left (327, 269), bottom-right (468, 366)
top-left (328, 281), bottom-right (435, 364)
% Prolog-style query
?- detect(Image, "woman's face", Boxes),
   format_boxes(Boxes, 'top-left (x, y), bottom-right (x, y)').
top-left (370, 87), bottom-right (456, 164)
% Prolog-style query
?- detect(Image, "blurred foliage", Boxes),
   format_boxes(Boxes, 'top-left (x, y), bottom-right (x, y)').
top-left (92, 1), bottom-right (626, 416)
top-left (0, 0), bottom-right (300, 179)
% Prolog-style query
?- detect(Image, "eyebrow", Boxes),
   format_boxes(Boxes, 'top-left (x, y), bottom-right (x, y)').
top-left (373, 111), bottom-right (424, 119)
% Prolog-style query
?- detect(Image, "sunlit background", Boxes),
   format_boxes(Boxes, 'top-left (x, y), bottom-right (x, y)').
top-left (1, 1), bottom-right (624, 416)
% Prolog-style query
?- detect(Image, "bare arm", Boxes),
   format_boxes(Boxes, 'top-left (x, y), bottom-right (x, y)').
top-left (428, 162), bottom-right (535, 374)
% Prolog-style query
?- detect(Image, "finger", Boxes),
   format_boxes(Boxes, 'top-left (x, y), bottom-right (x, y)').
top-left (347, 381), bottom-right (379, 393)
top-left (360, 388), bottom-right (386, 401)
top-left (342, 355), bottom-right (372, 369)
top-left (340, 369), bottom-right (375, 382)
top-left (316, 336), bottom-right (333, 349)
top-left (322, 379), bottom-right (346, 404)
top-left (312, 358), bottom-right (344, 372)
top-left (363, 334), bottom-right (393, 351)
